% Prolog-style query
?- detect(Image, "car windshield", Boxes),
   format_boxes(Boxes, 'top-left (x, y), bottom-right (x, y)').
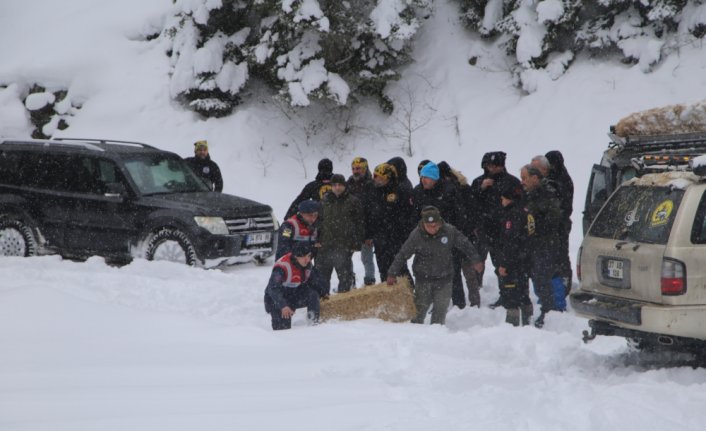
top-left (589, 185), bottom-right (684, 244)
top-left (123, 155), bottom-right (211, 195)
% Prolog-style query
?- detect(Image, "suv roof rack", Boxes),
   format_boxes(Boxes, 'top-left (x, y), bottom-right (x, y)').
top-left (608, 130), bottom-right (706, 152)
top-left (52, 137), bottom-right (155, 149)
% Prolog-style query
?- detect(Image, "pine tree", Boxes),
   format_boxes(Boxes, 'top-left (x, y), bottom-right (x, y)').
top-left (164, 0), bottom-right (431, 116)
top-left (458, 0), bottom-right (704, 93)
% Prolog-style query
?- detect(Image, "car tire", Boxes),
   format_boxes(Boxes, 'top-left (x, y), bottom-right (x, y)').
top-left (0, 218), bottom-right (37, 257)
top-left (253, 255), bottom-right (270, 266)
top-left (144, 228), bottom-right (198, 266)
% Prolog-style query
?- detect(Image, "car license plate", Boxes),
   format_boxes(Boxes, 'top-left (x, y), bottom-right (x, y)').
top-left (607, 259), bottom-right (624, 279)
top-left (246, 232), bottom-right (271, 245)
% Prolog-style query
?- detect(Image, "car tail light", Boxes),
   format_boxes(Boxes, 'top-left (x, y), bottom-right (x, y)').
top-left (576, 246), bottom-right (582, 282)
top-left (661, 258), bottom-right (686, 296)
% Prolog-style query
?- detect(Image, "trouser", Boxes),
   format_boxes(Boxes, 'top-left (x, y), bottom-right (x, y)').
top-left (361, 242), bottom-right (376, 283)
top-left (412, 277), bottom-right (453, 325)
top-left (269, 288), bottom-right (321, 330)
top-left (530, 251), bottom-right (557, 314)
top-left (498, 274), bottom-right (532, 309)
top-left (475, 231), bottom-right (501, 286)
top-left (452, 252), bottom-right (481, 308)
top-left (557, 220), bottom-right (573, 293)
top-left (374, 238), bottom-right (409, 281)
top-left (316, 248), bottom-right (355, 293)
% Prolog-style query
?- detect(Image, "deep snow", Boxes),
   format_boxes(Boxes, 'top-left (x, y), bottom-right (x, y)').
top-left (3, 1), bottom-right (706, 430)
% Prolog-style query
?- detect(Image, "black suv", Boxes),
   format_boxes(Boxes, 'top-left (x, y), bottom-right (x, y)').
top-left (0, 138), bottom-right (277, 267)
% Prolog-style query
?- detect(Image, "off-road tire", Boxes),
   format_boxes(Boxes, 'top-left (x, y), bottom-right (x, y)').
top-left (144, 228), bottom-right (198, 266)
top-left (0, 218), bottom-right (37, 257)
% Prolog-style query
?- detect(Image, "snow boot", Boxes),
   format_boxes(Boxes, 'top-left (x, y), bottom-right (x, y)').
top-left (520, 304), bottom-right (534, 326)
top-left (534, 311), bottom-right (546, 329)
top-left (468, 287), bottom-right (481, 308)
top-left (505, 308), bottom-right (521, 326)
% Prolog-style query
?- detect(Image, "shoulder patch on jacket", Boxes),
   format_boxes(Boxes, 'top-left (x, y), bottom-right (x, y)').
top-left (282, 228), bottom-right (292, 238)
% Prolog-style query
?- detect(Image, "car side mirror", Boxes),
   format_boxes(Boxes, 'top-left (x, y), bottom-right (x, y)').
top-left (104, 182), bottom-right (127, 199)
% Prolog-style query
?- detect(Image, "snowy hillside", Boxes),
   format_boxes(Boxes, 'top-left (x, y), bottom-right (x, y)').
top-left (3, 1), bottom-right (706, 430)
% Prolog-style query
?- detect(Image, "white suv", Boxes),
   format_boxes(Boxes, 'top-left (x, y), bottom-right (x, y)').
top-left (572, 169), bottom-right (706, 352)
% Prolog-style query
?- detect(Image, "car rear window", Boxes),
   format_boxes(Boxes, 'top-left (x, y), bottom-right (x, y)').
top-left (588, 185), bottom-right (684, 244)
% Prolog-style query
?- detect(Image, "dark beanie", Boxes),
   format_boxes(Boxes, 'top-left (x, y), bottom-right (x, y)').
top-left (545, 150), bottom-right (565, 168)
top-left (292, 241), bottom-right (314, 257)
top-left (486, 151), bottom-right (506, 167)
top-left (330, 174), bottom-right (346, 185)
top-left (318, 158), bottom-right (333, 174)
top-left (420, 206), bottom-right (442, 223)
top-left (500, 181), bottom-right (523, 201)
top-left (317, 158), bottom-right (333, 181)
top-left (298, 199), bottom-right (321, 214)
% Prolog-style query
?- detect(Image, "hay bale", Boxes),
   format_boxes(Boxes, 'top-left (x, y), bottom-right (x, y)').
top-left (615, 99), bottom-right (706, 137)
top-left (320, 277), bottom-right (416, 322)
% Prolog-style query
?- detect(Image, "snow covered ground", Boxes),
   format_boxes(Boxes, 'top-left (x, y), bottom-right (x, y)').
top-left (3, 1), bottom-right (706, 430)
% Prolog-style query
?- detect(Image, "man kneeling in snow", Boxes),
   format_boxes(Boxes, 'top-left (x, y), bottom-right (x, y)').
top-left (387, 206), bottom-right (484, 325)
top-left (264, 242), bottom-right (328, 330)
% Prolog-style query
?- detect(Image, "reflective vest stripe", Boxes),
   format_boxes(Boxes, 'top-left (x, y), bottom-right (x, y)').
top-left (286, 216), bottom-right (317, 242)
top-left (274, 254), bottom-right (310, 288)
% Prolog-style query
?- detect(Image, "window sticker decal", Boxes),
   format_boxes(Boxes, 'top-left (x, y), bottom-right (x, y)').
top-left (624, 206), bottom-right (639, 226)
top-left (650, 200), bottom-right (674, 227)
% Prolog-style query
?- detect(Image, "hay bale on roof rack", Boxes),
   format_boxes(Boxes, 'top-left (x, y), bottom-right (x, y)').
top-left (615, 99), bottom-right (706, 137)
top-left (320, 277), bottom-right (416, 322)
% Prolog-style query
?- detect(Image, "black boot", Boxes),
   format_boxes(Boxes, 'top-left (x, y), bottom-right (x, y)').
top-left (534, 311), bottom-right (546, 329)
top-left (520, 304), bottom-right (534, 326)
top-left (505, 308), bottom-right (521, 326)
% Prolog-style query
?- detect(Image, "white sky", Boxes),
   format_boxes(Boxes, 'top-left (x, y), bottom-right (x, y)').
top-left (3, 1), bottom-right (706, 429)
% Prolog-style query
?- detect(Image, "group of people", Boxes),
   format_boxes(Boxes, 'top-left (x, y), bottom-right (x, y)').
top-left (259, 151), bottom-right (573, 331)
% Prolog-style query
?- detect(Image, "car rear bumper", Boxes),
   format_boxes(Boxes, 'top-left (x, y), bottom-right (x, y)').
top-left (587, 320), bottom-right (706, 350)
top-left (571, 291), bottom-right (706, 341)
top-left (570, 292), bottom-right (642, 325)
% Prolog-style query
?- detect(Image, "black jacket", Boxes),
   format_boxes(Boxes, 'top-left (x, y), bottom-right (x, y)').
top-left (525, 180), bottom-right (563, 254)
top-left (368, 178), bottom-right (413, 246)
top-left (347, 173), bottom-right (375, 239)
top-left (387, 157), bottom-right (413, 195)
top-left (411, 179), bottom-right (459, 227)
top-left (284, 180), bottom-right (332, 220)
top-left (276, 214), bottom-right (319, 259)
top-left (185, 155), bottom-right (223, 192)
top-left (264, 254), bottom-right (327, 312)
top-left (496, 202), bottom-right (530, 278)
top-left (469, 169), bottom-right (522, 239)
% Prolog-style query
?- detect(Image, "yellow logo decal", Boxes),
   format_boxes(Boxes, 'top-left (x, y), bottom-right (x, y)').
top-left (650, 200), bottom-right (673, 227)
top-left (527, 214), bottom-right (536, 236)
top-left (386, 193), bottom-right (398, 203)
top-left (282, 228), bottom-right (292, 238)
top-left (319, 184), bottom-right (332, 200)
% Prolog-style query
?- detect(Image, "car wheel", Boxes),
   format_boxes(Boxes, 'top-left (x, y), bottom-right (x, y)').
top-left (0, 218), bottom-right (37, 257)
top-left (253, 255), bottom-right (269, 266)
top-left (145, 228), bottom-right (198, 266)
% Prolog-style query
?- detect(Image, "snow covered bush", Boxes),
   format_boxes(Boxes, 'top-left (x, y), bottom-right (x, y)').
top-left (20, 84), bottom-right (80, 139)
top-left (165, 0), bottom-right (431, 117)
top-left (460, 0), bottom-right (706, 93)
